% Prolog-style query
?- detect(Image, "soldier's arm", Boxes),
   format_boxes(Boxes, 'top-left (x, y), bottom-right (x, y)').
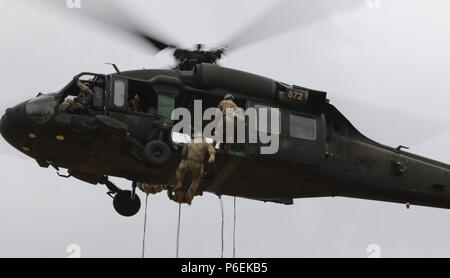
top-left (207, 143), bottom-right (216, 164)
top-left (218, 100), bottom-right (226, 111)
top-left (77, 81), bottom-right (93, 96)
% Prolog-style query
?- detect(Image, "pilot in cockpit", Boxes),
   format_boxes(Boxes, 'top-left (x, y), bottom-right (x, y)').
top-left (59, 80), bottom-right (94, 113)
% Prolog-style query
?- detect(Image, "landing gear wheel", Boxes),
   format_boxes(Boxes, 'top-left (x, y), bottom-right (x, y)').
top-left (113, 190), bottom-right (141, 217)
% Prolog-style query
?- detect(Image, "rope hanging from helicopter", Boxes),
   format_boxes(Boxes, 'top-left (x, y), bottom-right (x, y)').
top-left (219, 196), bottom-right (224, 258)
top-left (219, 196), bottom-right (237, 258)
top-left (141, 193), bottom-right (150, 258)
top-left (233, 196), bottom-right (237, 258)
top-left (176, 203), bottom-right (182, 258)
top-left (140, 188), bottom-right (236, 258)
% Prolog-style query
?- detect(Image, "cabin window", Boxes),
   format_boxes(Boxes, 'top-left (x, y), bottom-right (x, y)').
top-left (113, 79), bottom-right (126, 107)
top-left (255, 104), bottom-right (281, 135)
top-left (290, 114), bottom-right (317, 141)
top-left (158, 95), bottom-right (175, 118)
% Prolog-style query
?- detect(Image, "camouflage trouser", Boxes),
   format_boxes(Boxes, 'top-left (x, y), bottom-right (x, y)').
top-left (58, 99), bottom-right (84, 113)
top-left (173, 159), bottom-right (204, 204)
top-left (217, 116), bottom-right (236, 144)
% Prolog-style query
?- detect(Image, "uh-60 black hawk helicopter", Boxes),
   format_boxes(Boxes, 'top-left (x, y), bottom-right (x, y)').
top-left (1, 0), bottom-right (449, 217)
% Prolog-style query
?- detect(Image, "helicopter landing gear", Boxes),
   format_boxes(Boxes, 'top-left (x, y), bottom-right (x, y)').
top-left (113, 190), bottom-right (141, 217)
top-left (101, 178), bottom-right (141, 217)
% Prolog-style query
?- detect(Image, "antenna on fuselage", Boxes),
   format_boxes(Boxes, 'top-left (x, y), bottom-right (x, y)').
top-left (105, 63), bottom-right (121, 75)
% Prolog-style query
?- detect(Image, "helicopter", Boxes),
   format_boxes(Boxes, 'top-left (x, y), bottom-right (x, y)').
top-left (1, 0), bottom-right (449, 217)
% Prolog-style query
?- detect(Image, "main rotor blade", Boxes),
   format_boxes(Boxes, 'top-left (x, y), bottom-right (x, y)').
top-left (223, 0), bottom-right (364, 51)
top-left (42, 0), bottom-right (177, 51)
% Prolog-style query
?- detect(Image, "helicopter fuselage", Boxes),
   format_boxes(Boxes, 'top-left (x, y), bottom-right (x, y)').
top-left (1, 65), bottom-right (449, 209)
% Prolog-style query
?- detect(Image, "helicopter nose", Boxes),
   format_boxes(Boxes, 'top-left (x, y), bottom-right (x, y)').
top-left (0, 102), bottom-right (29, 149)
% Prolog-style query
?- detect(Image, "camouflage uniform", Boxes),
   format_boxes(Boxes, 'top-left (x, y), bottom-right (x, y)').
top-left (173, 138), bottom-right (215, 204)
top-left (217, 94), bottom-right (244, 152)
top-left (59, 81), bottom-right (93, 113)
top-left (138, 182), bottom-right (166, 195)
top-left (129, 95), bottom-right (142, 112)
top-left (58, 98), bottom-right (82, 113)
top-left (76, 81), bottom-right (93, 108)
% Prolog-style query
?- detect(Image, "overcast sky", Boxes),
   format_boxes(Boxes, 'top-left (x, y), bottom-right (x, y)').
top-left (0, 0), bottom-right (449, 258)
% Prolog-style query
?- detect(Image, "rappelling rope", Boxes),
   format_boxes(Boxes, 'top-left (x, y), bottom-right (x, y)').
top-left (220, 196), bottom-right (224, 258)
top-left (233, 196), bottom-right (236, 258)
top-left (141, 194), bottom-right (149, 258)
top-left (176, 203), bottom-right (182, 258)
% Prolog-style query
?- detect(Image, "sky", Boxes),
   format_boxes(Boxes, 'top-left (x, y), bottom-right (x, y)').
top-left (0, 0), bottom-right (449, 258)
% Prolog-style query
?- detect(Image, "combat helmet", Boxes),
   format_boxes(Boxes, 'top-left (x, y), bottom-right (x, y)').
top-left (224, 93), bottom-right (235, 100)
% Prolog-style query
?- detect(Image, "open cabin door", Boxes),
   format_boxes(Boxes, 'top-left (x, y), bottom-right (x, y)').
top-left (107, 77), bottom-right (177, 143)
top-left (246, 100), bottom-right (326, 167)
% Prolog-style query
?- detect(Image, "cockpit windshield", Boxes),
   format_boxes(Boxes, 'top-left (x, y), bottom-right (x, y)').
top-left (25, 94), bottom-right (58, 124)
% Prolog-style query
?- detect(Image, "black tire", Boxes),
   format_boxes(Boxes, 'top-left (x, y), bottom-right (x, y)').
top-left (113, 190), bottom-right (141, 217)
top-left (142, 140), bottom-right (171, 167)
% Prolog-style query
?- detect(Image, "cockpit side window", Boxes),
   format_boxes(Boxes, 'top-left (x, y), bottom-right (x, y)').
top-left (113, 79), bottom-right (126, 107)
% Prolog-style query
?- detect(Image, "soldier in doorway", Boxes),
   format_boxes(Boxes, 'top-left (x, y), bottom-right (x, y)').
top-left (217, 93), bottom-right (244, 153)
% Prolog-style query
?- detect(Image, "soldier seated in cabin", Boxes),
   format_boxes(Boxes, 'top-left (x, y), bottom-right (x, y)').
top-left (128, 94), bottom-right (143, 113)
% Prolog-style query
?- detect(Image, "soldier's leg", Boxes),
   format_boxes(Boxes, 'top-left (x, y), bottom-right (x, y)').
top-left (219, 116), bottom-right (228, 150)
top-left (69, 101), bottom-right (84, 113)
top-left (174, 190), bottom-right (185, 203)
top-left (187, 164), bottom-right (204, 204)
top-left (215, 118), bottom-right (224, 149)
top-left (172, 161), bottom-right (188, 203)
top-left (224, 116), bottom-right (235, 154)
top-left (175, 161), bottom-right (187, 191)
